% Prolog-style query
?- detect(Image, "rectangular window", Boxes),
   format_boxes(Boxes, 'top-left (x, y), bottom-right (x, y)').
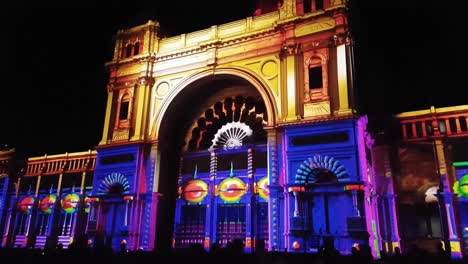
top-left (309, 66), bottom-right (323, 89)
top-left (405, 123), bottom-right (413, 138)
top-left (119, 101), bottom-right (129, 120)
top-left (291, 132), bottom-right (349, 146)
top-left (460, 116), bottom-right (468, 132)
top-left (415, 121), bottom-right (423, 137)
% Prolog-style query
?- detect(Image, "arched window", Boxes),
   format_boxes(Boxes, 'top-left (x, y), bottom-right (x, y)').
top-left (304, 53), bottom-right (328, 102)
top-left (125, 44), bottom-right (133, 58)
top-left (119, 101), bottom-right (130, 120)
top-left (133, 42), bottom-right (140, 56)
top-left (116, 92), bottom-right (132, 129)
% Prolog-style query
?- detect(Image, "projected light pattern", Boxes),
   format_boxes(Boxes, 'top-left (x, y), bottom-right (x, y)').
top-left (454, 174), bottom-right (468, 199)
top-left (182, 180), bottom-right (208, 203)
top-left (211, 122), bottom-right (253, 150)
top-left (295, 155), bottom-right (349, 184)
top-left (61, 193), bottom-right (79, 214)
top-left (98, 172), bottom-right (130, 195)
top-left (39, 194), bottom-right (56, 214)
top-left (18, 196), bottom-right (35, 214)
top-left (218, 177), bottom-right (246, 203)
top-left (257, 176), bottom-right (269, 201)
top-left (84, 197), bottom-right (92, 213)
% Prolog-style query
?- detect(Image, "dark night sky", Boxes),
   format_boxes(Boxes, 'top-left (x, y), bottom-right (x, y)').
top-left (2, 0), bottom-right (467, 159)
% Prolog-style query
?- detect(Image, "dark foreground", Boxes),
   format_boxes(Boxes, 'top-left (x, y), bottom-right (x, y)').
top-left (0, 247), bottom-right (465, 264)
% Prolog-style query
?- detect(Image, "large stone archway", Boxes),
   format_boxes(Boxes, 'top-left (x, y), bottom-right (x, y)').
top-left (150, 67), bottom-right (278, 141)
top-left (151, 71), bottom-right (274, 251)
top-left (90, 1), bottom-right (371, 255)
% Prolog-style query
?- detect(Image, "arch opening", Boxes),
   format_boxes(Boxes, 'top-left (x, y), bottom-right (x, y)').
top-left (155, 73), bottom-right (270, 251)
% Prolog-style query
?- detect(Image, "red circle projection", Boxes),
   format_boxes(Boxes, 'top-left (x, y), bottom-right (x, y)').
top-left (18, 196), bottom-right (35, 214)
top-left (182, 180), bottom-right (208, 203)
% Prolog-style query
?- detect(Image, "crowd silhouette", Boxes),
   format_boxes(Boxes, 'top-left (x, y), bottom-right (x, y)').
top-left (0, 235), bottom-right (463, 264)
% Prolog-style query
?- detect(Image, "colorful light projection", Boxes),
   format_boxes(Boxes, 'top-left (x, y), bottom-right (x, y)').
top-left (257, 176), bottom-right (269, 201)
top-left (454, 174), bottom-right (468, 199)
top-left (84, 197), bottom-right (92, 213)
top-left (295, 155), bottom-right (348, 184)
top-left (39, 194), bottom-right (56, 214)
top-left (98, 172), bottom-right (130, 195)
top-left (292, 241), bottom-right (301, 250)
top-left (61, 193), bottom-right (79, 213)
top-left (18, 196), bottom-right (35, 214)
top-left (182, 180), bottom-right (208, 203)
top-left (217, 177), bottom-right (246, 203)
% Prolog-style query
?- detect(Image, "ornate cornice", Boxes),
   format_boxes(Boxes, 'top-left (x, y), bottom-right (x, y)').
top-left (276, 114), bottom-right (355, 128)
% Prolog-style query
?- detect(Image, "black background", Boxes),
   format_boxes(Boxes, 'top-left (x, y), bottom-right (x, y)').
top-left (3, 0), bottom-right (467, 159)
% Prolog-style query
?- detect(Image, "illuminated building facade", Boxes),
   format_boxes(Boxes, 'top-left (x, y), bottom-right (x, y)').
top-left (2, 0), bottom-right (467, 260)
top-left (388, 105), bottom-right (468, 258)
top-left (0, 0), bottom-right (381, 256)
top-left (87, 0), bottom-right (381, 255)
top-left (1, 151), bottom-right (96, 249)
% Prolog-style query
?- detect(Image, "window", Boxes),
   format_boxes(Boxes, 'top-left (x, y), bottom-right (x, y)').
top-left (125, 44), bottom-right (132, 58)
top-left (415, 121), bottom-right (423, 137)
top-left (304, 52), bottom-right (328, 102)
top-left (438, 120), bottom-right (446, 134)
top-left (303, 0), bottom-right (324, 13)
top-left (405, 123), bottom-right (413, 138)
top-left (460, 116), bottom-right (468, 132)
top-left (309, 66), bottom-right (323, 89)
top-left (449, 117), bottom-right (457, 133)
top-left (119, 101), bottom-right (129, 120)
top-left (425, 120), bottom-right (434, 136)
top-left (133, 42), bottom-right (140, 56)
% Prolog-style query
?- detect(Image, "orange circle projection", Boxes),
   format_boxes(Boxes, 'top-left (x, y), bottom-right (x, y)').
top-left (182, 180), bottom-right (208, 203)
top-left (218, 177), bottom-right (246, 203)
top-left (257, 176), bottom-right (269, 201)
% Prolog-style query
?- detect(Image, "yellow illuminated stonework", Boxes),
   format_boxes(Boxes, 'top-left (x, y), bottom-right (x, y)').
top-left (98, 1), bottom-right (358, 250)
top-left (99, 0), bottom-right (356, 146)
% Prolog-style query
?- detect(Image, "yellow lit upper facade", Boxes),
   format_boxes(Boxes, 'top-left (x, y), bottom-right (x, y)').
top-left (99, 0), bottom-right (356, 147)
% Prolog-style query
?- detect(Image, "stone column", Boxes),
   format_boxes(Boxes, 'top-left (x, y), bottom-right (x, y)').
top-left (433, 139), bottom-right (462, 258)
top-left (99, 85), bottom-right (114, 145)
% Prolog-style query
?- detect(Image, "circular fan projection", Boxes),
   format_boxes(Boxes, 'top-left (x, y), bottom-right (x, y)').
top-left (18, 196), bottom-right (35, 214)
top-left (187, 95), bottom-right (267, 151)
top-left (218, 177), bottom-right (246, 203)
top-left (211, 122), bottom-right (253, 150)
top-left (257, 176), bottom-right (269, 201)
top-left (39, 194), bottom-right (56, 214)
top-left (98, 173), bottom-right (130, 195)
top-left (295, 155), bottom-right (349, 184)
top-left (61, 193), bottom-right (79, 214)
top-left (182, 180), bottom-right (208, 203)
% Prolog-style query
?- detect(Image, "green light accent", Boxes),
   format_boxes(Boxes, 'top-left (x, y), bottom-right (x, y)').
top-left (372, 220), bottom-right (381, 258)
top-left (453, 175), bottom-right (468, 198)
top-left (372, 220), bottom-right (377, 234)
top-left (453, 161), bottom-right (468, 167)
